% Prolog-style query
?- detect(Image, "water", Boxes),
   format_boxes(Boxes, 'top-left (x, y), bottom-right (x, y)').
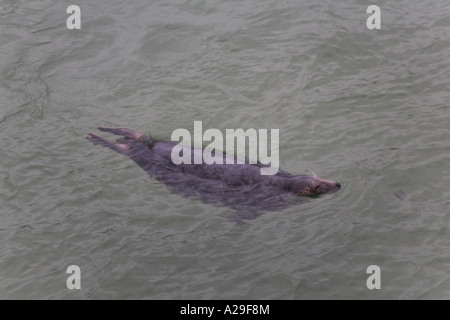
top-left (0, 0), bottom-right (449, 299)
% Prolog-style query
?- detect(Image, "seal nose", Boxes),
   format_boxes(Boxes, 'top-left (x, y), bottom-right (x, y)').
top-left (336, 182), bottom-right (341, 188)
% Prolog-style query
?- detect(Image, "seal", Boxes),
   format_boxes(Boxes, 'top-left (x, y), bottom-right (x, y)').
top-left (85, 127), bottom-right (341, 220)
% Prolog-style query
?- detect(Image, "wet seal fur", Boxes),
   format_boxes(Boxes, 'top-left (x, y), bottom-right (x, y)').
top-left (85, 127), bottom-right (341, 221)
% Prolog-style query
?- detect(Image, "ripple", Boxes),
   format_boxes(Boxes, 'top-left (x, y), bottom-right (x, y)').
top-left (1, 0), bottom-right (449, 299)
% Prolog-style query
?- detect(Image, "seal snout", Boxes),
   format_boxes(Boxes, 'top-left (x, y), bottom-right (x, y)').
top-left (285, 175), bottom-right (341, 196)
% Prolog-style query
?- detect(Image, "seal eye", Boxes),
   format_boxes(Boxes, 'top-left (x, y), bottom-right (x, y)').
top-left (314, 185), bottom-right (321, 193)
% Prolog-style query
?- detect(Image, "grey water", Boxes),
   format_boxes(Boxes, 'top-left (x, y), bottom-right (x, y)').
top-left (0, 0), bottom-right (449, 299)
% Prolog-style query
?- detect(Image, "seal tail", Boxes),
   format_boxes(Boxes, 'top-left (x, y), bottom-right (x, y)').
top-left (85, 127), bottom-right (152, 155)
top-left (85, 132), bottom-right (131, 154)
top-left (97, 127), bottom-right (145, 140)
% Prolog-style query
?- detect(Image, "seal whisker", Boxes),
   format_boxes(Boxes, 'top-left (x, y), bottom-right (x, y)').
top-left (307, 168), bottom-right (317, 177)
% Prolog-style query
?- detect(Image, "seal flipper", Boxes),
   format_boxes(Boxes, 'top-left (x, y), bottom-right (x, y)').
top-left (85, 133), bottom-right (131, 155)
top-left (97, 127), bottom-right (152, 146)
top-left (97, 127), bottom-right (146, 140)
top-left (85, 127), bottom-right (153, 155)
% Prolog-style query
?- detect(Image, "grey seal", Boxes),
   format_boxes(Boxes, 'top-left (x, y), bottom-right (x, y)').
top-left (85, 127), bottom-right (341, 221)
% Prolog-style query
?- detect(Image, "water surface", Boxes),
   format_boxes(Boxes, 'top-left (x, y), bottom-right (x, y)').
top-left (0, 0), bottom-right (449, 299)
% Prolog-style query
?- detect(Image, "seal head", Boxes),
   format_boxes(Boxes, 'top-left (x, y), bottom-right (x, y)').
top-left (281, 175), bottom-right (341, 196)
